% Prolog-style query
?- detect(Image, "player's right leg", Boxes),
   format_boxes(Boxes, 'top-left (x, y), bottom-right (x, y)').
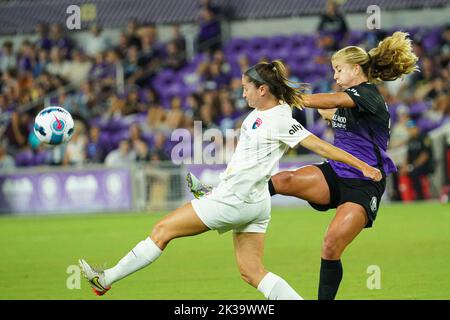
top-left (79, 202), bottom-right (209, 295)
top-left (269, 165), bottom-right (330, 205)
top-left (233, 232), bottom-right (303, 300)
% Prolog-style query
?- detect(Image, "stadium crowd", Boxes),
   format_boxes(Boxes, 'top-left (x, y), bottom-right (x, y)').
top-left (0, 3), bottom-right (449, 200)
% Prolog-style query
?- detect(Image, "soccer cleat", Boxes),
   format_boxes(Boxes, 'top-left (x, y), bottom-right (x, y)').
top-left (186, 172), bottom-right (212, 199)
top-left (78, 258), bottom-right (111, 296)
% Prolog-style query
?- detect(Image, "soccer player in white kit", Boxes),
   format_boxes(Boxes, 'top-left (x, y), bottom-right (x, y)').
top-left (79, 60), bottom-right (381, 299)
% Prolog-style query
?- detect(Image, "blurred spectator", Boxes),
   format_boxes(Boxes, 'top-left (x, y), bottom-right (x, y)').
top-left (85, 125), bottom-right (106, 163)
top-left (199, 103), bottom-right (218, 130)
top-left (103, 48), bottom-right (123, 84)
top-left (104, 93), bottom-right (126, 119)
top-left (400, 120), bottom-right (435, 200)
top-left (196, 7), bottom-right (222, 54)
top-left (390, 105), bottom-right (411, 149)
top-left (18, 40), bottom-right (35, 74)
top-left (317, 0), bottom-right (348, 51)
top-left (0, 41), bottom-right (16, 72)
top-left (170, 24), bottom-right (186, 54)
top-left (4, 111), bottom-right (32, 154)
top-left (63, 120), bottom-right (87, 166)
top-left (129, 25), bottom-right (163, 87)
top-left (165, 96), bottom-right (185, 130)
top-left (89, 52), bottom-right (108, 80)
top-left (185, 93), bottom-right (203, 120)
top-left (218, 98), bottom-right (236, 133)
top-left (437, 24), bottom-right (450, 56)
top-left (2, 68), bottom-right (20, 100)
top-left (123, 88), bottom-right (145, 115)
top-left (105, 139), bottom-right (136, 167)
top-left (124, 45), bottom-right (140, 80)
top-left (46, 47), bottom-right (70, 79)
top-left (144, 104), bottom-right (167, 134)
top-left (150, 131), bottom-right (170, 161)
top-left (230, 77), bottom-right (246, 110)
top-left (33, 48), bottom-right (50, 78)
top-left (116, 32), bottom-right (131, 58)
top-left (65, 50), bottom-right (92, 85)
top-left (84, 25), bottom-right (111, 57)
top-left (125, 19), bottom-right (142, 50)
top-left (424, 93), bottom-right (450, 122)
top-left (0, 139), bottom-right (15, 170)
top-left (129, 122), bottom-right (145, 146)
top-left (134, 139), bottom-right (151, 162)
top-left (208, 61), bottom-right (230, 89)
top-left (212, 49), bottom-right (230, 74)
top-left (164, 40), bottom-right (187, 71)
top-left (71, 81), bottom-right (98, 119)
top-left (49, 23), bottom-right (74, 59)
top-left (34, 22), bottom-right (52, 51)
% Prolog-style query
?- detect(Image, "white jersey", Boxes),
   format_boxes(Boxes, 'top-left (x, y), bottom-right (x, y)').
top-left (220, 103), bottom-right (311, 203)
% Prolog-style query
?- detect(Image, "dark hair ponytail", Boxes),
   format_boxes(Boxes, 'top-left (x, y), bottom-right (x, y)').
top-left (244, 59), bottom-right (307, 109)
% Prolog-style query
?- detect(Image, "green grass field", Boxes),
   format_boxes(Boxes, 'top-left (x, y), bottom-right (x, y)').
top-left (0, 202), bottom-right (449, 300)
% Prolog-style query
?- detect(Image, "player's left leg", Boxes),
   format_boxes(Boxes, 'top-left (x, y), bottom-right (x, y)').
top-left (233, 232), bottom-right (303, 300)
top-left (318, 202), bottom-right (367, 300)
top-left (79, 202), bottom-right (210, 295)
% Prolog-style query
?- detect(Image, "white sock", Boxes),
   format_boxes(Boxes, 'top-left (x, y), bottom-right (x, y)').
top-left (257, 272), bottom-right (304, 300)
top-left (103, 237), bottom-right (162, 286)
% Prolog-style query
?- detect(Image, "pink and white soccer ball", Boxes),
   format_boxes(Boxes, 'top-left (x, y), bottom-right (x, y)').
top-left (33, 106), bottom-right (75, 145)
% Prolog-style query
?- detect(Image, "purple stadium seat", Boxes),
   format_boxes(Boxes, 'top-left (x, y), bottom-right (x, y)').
top-left (33, 150), bottom-right (49, 166)
top-left (288, 34), bottom-right (306, 51)
top-left (225, 37), bottom-right (248, 56)
top-left (152, 69), bottom-right (178, 92)
top-left (248, 37), bottom-right (269, 53)
top-left (15, 150), bottom-right (34, 167)
top-left (267, 35), bottom-right (290, 52)
top-left (111, 130), bottom-right (130, 147)
top-left (348, 30), bottom-right (366, 46)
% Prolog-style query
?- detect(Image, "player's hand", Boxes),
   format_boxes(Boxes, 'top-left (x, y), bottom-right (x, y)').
top-left (318, 108), bottom-right (337, 122)
top-left (362, 165), bottom-right (382, 182)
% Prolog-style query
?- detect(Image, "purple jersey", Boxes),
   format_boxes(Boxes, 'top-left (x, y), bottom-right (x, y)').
top-left (329, 82), bottom-right (397, 179)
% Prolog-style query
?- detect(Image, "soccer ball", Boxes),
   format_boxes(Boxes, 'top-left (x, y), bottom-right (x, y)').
top-left (33, 106), bottom-right (75, 145)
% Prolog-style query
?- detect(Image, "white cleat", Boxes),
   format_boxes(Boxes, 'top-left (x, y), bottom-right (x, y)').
top-left (186, 172), bottom-right (212, 199)
top-left (78, 258), bottom-right (111, 296)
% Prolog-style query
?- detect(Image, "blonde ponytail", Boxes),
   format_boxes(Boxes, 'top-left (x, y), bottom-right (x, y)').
top-left (332, 31), bottom-right (419, 83)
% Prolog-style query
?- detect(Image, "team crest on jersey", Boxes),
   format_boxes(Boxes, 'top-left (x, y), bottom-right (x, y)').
top-left (370, 196), bottom-right (378, 213)
top-left (252, 117), bottom-right (262, 129)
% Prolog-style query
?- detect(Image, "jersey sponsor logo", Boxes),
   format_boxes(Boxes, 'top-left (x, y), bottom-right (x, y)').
top-left (370, 196), bottom-right (378, 213)
top-left (289, 123), bottom-right (304, 135)
top-left (331, 114), bottom-right (347, 130)
top-left (252, 117), bottom-right (262, 129)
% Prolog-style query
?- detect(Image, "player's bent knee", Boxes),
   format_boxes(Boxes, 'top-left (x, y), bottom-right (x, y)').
top-left (271, 172), bottom-right (292, 194)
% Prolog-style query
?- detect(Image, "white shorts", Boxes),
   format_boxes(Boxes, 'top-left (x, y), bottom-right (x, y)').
top-left (191, 183), bottom-right (271, 234)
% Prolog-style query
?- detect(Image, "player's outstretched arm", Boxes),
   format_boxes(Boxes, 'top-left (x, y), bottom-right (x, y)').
top-left (303, 93), bottom-right (356, 109)
top-left (300, 134), bottom-right (382, 181)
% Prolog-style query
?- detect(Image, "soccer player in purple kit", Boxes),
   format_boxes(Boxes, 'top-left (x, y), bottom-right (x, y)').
top-left (268, 32), bottom-right (419, 300)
